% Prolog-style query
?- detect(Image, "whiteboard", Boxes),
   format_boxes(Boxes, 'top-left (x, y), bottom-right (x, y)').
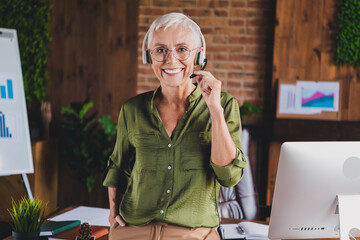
top-left (0, 28), bottom-right (33, 175)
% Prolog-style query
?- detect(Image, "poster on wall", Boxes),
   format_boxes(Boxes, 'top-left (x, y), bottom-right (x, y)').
top-left (277, 79), bottom-right (341, 121)
top-left (0, 28), bottom-right (33, 175)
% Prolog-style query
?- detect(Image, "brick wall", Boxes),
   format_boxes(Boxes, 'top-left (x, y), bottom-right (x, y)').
top-left (137, 0), bottom-right (275, 118)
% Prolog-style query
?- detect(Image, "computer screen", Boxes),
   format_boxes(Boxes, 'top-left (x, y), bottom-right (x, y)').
top-left (268, 142), bottom-right (360, 239)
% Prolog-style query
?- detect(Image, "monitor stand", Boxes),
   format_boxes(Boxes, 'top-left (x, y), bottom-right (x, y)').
top-left (337, 195), bottom-right (360, 240)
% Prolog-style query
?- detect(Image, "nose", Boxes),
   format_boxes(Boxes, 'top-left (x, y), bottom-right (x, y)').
top-left (166, 50), bottom-right (178, 64)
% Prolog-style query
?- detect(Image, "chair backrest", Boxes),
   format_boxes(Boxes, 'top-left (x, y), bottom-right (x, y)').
top-left (218, 128), bottom-right (259, 220)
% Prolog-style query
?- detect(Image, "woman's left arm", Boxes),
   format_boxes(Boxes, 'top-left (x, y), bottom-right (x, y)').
top-left (194, 70), bottom-right (237, 166)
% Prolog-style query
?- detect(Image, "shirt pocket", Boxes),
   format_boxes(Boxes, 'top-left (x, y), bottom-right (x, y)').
top-left (180, 131), bottom-right (211, 170)
top-left (132, 133), bottom-right (160, 172)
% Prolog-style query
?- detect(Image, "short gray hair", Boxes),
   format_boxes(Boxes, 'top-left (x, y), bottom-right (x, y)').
top-left (146, 12), bottom-right (202, 48)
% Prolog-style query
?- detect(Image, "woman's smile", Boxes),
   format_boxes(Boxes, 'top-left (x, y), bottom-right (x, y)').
top-left (162, 68), bottom-right (184, 75)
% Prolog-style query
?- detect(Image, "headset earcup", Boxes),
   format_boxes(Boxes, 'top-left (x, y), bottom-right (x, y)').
top-left (199, 51), bottom-right (205, 66)
top-left (194, 51), bottom-right (201, 65)
top-left (146, 49), bottom-right (152, 64)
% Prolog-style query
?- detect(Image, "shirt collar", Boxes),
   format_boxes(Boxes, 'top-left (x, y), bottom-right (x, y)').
top-left (188, 84), bottom-right (202, 103)
top-left (151, 84), bottom-right (202, 110)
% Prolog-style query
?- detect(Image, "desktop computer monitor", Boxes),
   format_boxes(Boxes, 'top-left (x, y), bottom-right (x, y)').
top-left (268, 142), bottom-right (360, 239)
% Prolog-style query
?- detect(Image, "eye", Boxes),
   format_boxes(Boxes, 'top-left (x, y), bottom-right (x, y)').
top-left (177, 47), bottom-right (189, 53)
top-left (155, 48), bottom-right (168, 54)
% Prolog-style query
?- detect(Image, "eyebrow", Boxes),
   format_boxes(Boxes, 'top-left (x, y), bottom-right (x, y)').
top-left (153, 42), bottom-right (190, 47)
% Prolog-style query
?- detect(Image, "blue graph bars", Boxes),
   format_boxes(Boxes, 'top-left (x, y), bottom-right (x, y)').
top-left (0, 79), bottom-right (14, 99)
top-left (0, 112), bottom-right (12, 138)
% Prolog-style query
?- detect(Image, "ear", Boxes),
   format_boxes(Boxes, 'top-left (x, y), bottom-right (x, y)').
top-left (146, 49), bottom-right (152, 64)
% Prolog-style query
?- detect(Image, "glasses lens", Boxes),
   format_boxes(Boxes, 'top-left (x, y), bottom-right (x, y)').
top-left (151, 47), bottom-right (191, 61)
top-left (175, 47), bottom-right (190, 61)
top-left (152, 48), bottom-right (168, 62)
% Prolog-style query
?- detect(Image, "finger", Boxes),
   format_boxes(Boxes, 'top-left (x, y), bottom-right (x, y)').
top-left (199, 79), bottom-right (211, 95)
top-left (193, 70), bottom-right (207, 75)
top-left (194, 70), bottom-right (214, 79)
top-left (194, 75), bottom-right (203, 84)
top-left (115, 215), bottom-right (126, 227)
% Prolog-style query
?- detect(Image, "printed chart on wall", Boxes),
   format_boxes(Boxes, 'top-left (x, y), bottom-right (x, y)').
top-left (278, 80), bottom-right (340, 116)
top-left (0, 28), bottom-right (33, 175)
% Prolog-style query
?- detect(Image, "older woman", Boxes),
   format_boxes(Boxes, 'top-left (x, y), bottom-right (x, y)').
top-left (102, 12), bottom-right (247, 240)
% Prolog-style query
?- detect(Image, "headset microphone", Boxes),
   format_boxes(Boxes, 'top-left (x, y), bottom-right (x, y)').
top-left (190, 59), bottom-right (207, 78)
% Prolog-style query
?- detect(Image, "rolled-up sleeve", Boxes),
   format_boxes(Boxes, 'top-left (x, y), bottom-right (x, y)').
top-left (102, 105), bottom-right (134, 193)
top-left (211, 147), bottom-right (247, 187)
top-left (210, 96), bottom-right (247, 187)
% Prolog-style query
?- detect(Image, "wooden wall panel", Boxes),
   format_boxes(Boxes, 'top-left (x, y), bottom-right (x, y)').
top-left (48, 0), bottom-right (138, 125)
top-left (0, 140), bottom-right (58, 222)
top-left (272, 0), bottom-right (360, 121)
top-left (0, 175), bottom-right (27, 222)
top-left (266, 141), bottom-right (281, 206)
top-left (47, 0), bottom-right (139, 209)
top-left (269, 0), bottom-right (360, 207)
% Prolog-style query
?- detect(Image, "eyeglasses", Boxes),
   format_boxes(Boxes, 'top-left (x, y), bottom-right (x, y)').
top-left (150, 47), bottom-right (197, 62)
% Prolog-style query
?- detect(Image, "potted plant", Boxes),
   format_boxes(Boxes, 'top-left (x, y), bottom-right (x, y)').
top-left (240, 102), bottom-right (260, 124)
top-left (60, 96), bottom-right (117, 194)
top-left (7, 197), bottom-right (47, 240)
top-left (76, 222), bottom-right (94, 240)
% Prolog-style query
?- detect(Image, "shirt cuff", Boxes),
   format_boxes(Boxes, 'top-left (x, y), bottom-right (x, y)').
top-left (102, 167), bottom-right (123, 188)
top-left (210, 148), bottom-right (247, 186)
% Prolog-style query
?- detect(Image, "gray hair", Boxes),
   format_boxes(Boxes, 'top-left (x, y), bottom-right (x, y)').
top-left (146, 12), bottom-right (202, 48)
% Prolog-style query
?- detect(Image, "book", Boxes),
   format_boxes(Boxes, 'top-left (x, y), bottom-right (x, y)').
top-left (48, 225), bottom-right (109, 240)
top-left (222, 221), bottom-right (269, 240)
top-left (40, 220), bottom-right (81, 236)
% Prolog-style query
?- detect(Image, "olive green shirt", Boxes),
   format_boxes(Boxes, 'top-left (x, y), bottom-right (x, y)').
top-left (102, 84), bottom-right (247, 228)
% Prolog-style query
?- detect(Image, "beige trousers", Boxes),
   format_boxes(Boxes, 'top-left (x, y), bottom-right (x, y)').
top-left (109, 222), bottom-right (220, 240)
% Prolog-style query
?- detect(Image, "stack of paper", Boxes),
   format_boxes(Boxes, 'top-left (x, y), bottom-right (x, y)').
top-left (222, 221), bottom-right (269, 240)
top-left (49, 206), bottom-right (110, 227)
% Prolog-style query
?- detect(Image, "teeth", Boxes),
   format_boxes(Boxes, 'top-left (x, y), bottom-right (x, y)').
top-left (164, 69), bottom-right (182, 74)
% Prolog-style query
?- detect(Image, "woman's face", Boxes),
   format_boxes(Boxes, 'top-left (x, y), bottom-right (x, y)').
top-left (148, 25), bottom-right (199, 88)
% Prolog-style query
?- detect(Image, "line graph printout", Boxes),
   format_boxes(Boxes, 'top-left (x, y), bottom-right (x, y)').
top-left (278, 84), bottom-right (321, 115)
top-left (296, 81), bottom-right (339, 112)
top-left (278, 81), bottom-right (339, 115)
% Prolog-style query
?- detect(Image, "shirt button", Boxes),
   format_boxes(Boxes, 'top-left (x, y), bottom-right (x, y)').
top-left (167, 189), bottom-right (170, 194)
top-left (168, 165), bottom-right (172, 170)
top-left (168, 143), bottom-right (171, 148)
top-left (160, 210), bottom-right (164, 214)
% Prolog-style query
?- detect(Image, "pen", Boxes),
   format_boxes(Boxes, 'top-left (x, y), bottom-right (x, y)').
top-left (238, 225), bottom-right (246, 235)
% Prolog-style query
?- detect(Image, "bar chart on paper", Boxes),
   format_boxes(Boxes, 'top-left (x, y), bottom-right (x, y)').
top-left (0, 79), bottom-right (14, 100)
top-left (0, 111), bottom-right (14, 139)
top-left (0, 28), bottom-right (33, 175)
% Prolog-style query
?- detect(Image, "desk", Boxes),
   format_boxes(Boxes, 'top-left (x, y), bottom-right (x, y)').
top-left (5, 216), bottom-right (355, 240)
top-left (221, 218), bottom-right (345, 240)
top-left (4, 207), bottom-right (109, 240)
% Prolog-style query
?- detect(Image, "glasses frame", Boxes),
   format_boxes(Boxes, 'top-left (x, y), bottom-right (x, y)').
top-left (150, 47), bottom-right (198, 62)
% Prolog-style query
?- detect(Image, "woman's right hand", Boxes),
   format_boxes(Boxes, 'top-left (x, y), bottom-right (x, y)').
top-left (108, 188), bottom-right (126, 227)
top-left (109, 213), bottom-right (126, 227)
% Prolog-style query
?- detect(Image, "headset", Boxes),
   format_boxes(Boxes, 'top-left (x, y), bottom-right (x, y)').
top-left (141, 28), bottom-right (207, 70)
